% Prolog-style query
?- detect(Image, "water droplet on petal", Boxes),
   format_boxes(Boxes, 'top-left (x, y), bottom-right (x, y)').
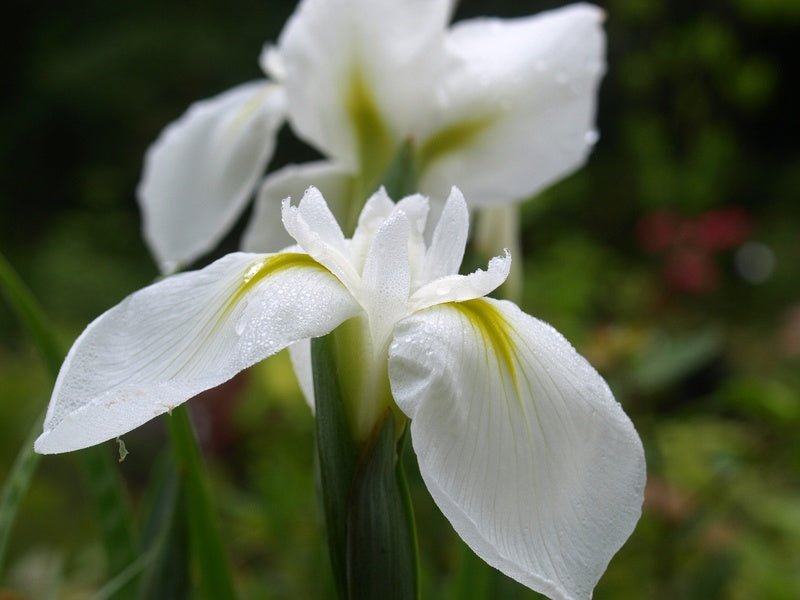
top-left (243, 260), bottom-right (266, 283)
top-left (584, 129), bottom-right (599, 146)
top-left (235, 302), bottom-right (250, 335)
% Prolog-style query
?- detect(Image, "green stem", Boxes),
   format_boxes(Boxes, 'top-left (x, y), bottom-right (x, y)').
top-left (312, 334), bottom-right (357, 599)
top-left (0, 252), bottom-right (62, 374)
top-left (167, 405), bottom-right (236, 599)
top-left (0, 411), bottom-right (42, 577)
top-left (81, 447), bottom-right (138, 599)
top-left (346, 413), bottom-right (418, 600)
top-left (312, 333), bottom-right (419, 600)
top-left (0, 251), bottom-right (137, 592)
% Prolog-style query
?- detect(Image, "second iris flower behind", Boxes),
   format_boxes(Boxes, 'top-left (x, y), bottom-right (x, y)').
top-left (138, 0), bottom-right (606, 273)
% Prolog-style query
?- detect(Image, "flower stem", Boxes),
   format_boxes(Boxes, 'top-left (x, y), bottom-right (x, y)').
top-left (167, 405), bottom-right (237, 599)
top-left (346, 413), bottom-right (418, 600)
top-left (312, 333), bottom-right (419, 600)
top-left (0, 252), bottom-right (137, 590)
top-left (312, 333), bottom-right (357, 598)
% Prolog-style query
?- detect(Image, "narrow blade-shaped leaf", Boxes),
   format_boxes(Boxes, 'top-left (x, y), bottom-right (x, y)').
top-left (168, 405), bottom-right (236, 599)
top-left (346, 413), bottom-right (418, 600)
top-left (312, 332), bottom-right (356, 598)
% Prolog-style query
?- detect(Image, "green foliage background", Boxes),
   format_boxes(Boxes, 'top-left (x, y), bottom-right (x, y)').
top-left (1, 0), bottom-right (799, 598)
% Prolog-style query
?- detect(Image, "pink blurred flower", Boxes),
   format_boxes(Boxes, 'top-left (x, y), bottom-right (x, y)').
top-left (636, 207), bottom-right (752, 295)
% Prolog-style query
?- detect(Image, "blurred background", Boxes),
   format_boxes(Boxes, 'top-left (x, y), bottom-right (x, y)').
top-left (1, 0), bottom-right (798, 598)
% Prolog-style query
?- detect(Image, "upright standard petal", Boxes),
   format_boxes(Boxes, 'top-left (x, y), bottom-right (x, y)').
top-left (36, 252), bottom-right (359, 454)
top-left (360, 209), bottom-right (411, 349)
top-left (388, 298), bottom-right (645, 600)
top-left (417, 4), bottom-right (605, 206)
top-left (138, 82), bottom-right (287, 272)
top-left (276, 0), bottom-right (451, 171)
top-left (282, 188), bottom-right (362, 294)
top-left (242, 161), bottom-right (355, 253)
top-left (420, 187), bottom-right (469, 283)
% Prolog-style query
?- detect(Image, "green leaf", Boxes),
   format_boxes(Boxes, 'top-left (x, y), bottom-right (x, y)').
top-left (0, 252), bottom-right (63, 374)
top-left (312, 332), bottom-right (419, 600)
top-left (347, 413), bottom-right (418, 600)
top-left (167, 405), bottom-right (237, 599)
top-left (632, 329), bottom-right (722, 392)
top-left (90, 550), bottom-right (155, 600)
top-left (0, 253), bottom-right (139, 591)
top-left (135, 455), bottom-right (191, 600)
top-left (79, 446), bottom-right (138, 599)
top-left (448, 542), bottom-right (492, 600)
top-left (0, 411), bottom-right (42, 577)
top-left (312, 333), bottom-right (357, 599)
top-left (0, 253), bottom-right (56, 575)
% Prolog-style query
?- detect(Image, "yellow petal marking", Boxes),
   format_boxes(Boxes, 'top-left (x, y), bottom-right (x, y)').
top-left (450, 298), bottom-right (517, 386)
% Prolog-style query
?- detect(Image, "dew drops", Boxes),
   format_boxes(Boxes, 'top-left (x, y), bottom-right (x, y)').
top-left (243, 260), bottom-right (266, 284)
top-left (584, 129), bottom-right (599, 146)
top-left (235, 302), bottom-right (250, 335)
top-left (436, 284), bottom-right (451, 296)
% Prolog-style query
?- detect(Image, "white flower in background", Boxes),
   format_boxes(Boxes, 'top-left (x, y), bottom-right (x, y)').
top-left (139, 0), bottom-right (605, 272)
top-left (37, 187), bottom-right (644, 600)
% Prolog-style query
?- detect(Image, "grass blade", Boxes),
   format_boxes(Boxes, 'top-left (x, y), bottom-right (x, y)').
top-left (0, 411), bottom-right (42, 576)
top-left (168, 405), bottom-right (236, 599)
top-left (0, 252), bottom-right (137, 591)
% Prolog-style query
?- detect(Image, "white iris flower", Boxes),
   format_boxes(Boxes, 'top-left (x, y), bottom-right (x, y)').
top-left (36, 188), bottom-right (644, 600)
top-left (138, 0), bottom-right (605, 273)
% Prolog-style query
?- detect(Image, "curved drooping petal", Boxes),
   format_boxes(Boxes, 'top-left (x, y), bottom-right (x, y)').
top-left (36, 252), bottom-right (359, 454)
top-left (138, 82), bottom-right (287, 273)
top-left (409, 251), bottom-right (510, 312)
top-left (388, 298), bottom-right (645, 600)
top-left (288, 339), bottom-right (315, 410)
top-left (417, 4), bottom-right (605, 206)
top-left (275, 0), bottom-right (451, 169)
top-left (242, 161), bottom-right (355, 253)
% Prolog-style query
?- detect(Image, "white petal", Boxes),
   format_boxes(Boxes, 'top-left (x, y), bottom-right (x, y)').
top-left (350, 187), bottom-right (396, 269)
top-left (417, 5), bottom-right (605, 206)
top-left (138, 82), bottom-right (287, 272)
top-left (361, 210), bottom-right (411, 348)
top-left (421, 187), bottom-right (469, 283)
top-left (260, 44), bottom-right (285, 81)
top-left (288, 339), bottom-right (314, 411)
top-left (276, 0), bottom-right (451, 167)
top-left (36, 252), bottom-right (359, 454)
top-left (282, 188), bottom-right (361, 293)
top-left (410, 251), bottom-right (510, 311)
top-left (388, 298), bottom-right (645, 600)
top-left (395, 194), bottom-right (430, 236)
top-left (242, 161), bottom-right (355, 253)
